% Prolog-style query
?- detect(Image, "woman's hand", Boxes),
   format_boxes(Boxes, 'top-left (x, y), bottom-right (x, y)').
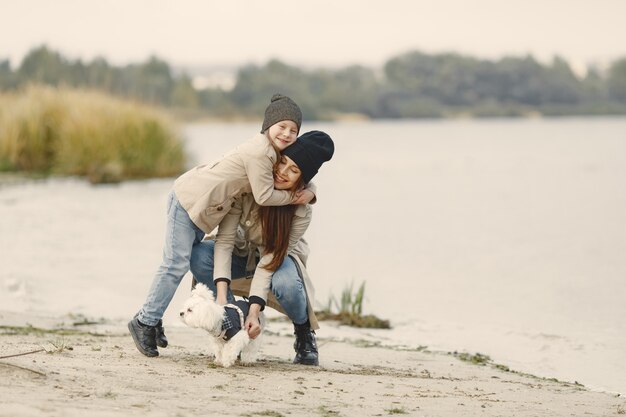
top-left (245, 304), bottom-right (263, 339)
top-left (292, 189), bottom-right (314, 205)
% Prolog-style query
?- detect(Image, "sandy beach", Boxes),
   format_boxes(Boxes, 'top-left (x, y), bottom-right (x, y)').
top-left (0, 310), bottom-right (622, 417)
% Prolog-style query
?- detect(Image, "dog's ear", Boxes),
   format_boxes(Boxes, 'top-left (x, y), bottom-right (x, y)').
top-left (192, 283), bottom-right (214, 300)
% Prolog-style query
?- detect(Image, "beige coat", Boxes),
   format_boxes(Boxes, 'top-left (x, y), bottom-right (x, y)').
top-left (213, 194), bottom-right (319, 330)
top-left (173, 133), bottom-right (293, 234)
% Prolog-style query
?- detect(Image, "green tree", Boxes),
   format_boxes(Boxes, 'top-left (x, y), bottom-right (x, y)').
top-left (170, 75), bottom-right (199, 108)
top-left (0, 59), bottom-right (19, 89)
top-left (137, 56), bottom-right (174, 104)
top-left (18, 45), bottom-right (71, 85)
top-left (230, 60), bottom-right (303, 108)
top-left (581, 65), bottom-right (608, 101)
top-left (480, 56), bottom-right (545, 105)
top-left (84, 57), bottom-right (113, 90)
top-left (541, 56), bottom-right (582, 104)
top-left (608, 58), bottom-right (626, 102)
top-left (320, 65), bottom-right (379, 116)
top-left (230, 60), bottom-right (318, 118)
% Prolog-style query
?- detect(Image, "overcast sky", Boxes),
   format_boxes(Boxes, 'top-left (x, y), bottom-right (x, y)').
top-left (2, 0), bottom-right (626, 70)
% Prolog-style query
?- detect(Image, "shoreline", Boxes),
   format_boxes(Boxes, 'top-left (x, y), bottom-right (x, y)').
top-left (264, 317), bottom-right (622, 397)
top-left (0, 311), bottom-right (622, 416)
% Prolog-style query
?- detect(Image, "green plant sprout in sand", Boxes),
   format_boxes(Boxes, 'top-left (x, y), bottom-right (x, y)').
top-left (317, 281), bottom-right (390, 329)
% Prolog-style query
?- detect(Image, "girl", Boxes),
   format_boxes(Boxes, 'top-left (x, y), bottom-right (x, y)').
top-left (129, 94), bottom-right (315, 357)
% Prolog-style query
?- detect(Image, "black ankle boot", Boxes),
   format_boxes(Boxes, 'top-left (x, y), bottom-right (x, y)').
top-left (293, 321), bottom-right (319, 366)
top-left (128, 317), bottom-right (158, 357)
top-left (155, 319), bottom-right (168, 348)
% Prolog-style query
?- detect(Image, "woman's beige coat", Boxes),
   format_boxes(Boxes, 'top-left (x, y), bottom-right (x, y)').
top-left (173, 133), bottom-right (293, 234)
top-left (213, 194), bottom-right (319, 330)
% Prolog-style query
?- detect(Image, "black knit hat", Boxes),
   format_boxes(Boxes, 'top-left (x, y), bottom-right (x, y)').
top-left (282, 131), bottom-right (334, 184)
top-left (261, 93), bottom-right (302, 134)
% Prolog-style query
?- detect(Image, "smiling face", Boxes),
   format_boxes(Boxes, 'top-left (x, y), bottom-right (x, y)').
top-left (267, 120), bottom-right (298, 151)
top-left (274, 155), bottom-right (302, 190)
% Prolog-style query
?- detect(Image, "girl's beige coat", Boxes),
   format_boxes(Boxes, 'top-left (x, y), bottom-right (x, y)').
top-left (173, 133), bottom-right (293, 234)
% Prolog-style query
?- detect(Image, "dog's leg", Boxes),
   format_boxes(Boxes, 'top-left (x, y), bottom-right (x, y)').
top-left (205, 336), bottom-right (220, 360)
top-left (220, 331), bottom-right (250, 367)
top-left (213, 339), bottom-right (226, 367)
top-left (240, 332), bottom-right (262, 364)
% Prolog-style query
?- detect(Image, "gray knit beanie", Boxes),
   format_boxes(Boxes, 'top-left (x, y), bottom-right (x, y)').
top-left (260, 93), bottom-right (302, 134)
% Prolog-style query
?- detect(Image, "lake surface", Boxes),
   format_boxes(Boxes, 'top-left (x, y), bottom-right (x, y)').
top-left (1, 118), bottom-right (625, 394)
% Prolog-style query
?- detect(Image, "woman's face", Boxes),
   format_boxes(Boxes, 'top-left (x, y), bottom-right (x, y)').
top-left (274, 155), bottom-right (302, 190)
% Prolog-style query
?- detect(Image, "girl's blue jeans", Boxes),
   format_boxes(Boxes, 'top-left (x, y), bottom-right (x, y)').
top-left (138, 191), bottom-right (204, 326)
top-left (137, 191), bottom-right (309, 326)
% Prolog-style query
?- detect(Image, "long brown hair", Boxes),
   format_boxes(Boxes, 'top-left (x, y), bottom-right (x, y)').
top-left (259, 161), bottom-right (305, 272)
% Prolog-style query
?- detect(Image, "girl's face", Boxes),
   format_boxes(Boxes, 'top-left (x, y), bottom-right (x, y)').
top-left (267, 120), bottom-right (298, 150)
top-left (274, 155), bottom-right (302, 190)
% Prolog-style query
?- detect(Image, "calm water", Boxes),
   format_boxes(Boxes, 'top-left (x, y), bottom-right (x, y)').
top-left (1, 118), bottom-right (625, 393)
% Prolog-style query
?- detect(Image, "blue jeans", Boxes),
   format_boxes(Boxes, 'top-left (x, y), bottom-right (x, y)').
top-left (190, 240), bottom-right (309, 325)
top-left (138, 191), bottom-right (205, 326)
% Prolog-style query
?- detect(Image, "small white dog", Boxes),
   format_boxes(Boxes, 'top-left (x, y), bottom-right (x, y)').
top-left (179, 283), bottom-right (264, 367)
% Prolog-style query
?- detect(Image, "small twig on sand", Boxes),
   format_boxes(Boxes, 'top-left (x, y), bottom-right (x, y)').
top-left (0, 348), bottom-right (47, 376)
top-left (0, 348), bottom-right (45, 359)
top-left (0, 362), bottom-right (47, 377)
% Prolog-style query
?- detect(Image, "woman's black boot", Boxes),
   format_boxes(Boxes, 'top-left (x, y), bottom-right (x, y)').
top-left (293, 321), bottom-right (319, 366)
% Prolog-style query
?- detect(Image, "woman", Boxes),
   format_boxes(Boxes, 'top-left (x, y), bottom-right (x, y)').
top-left (189, 130), bottom-right (334, 365)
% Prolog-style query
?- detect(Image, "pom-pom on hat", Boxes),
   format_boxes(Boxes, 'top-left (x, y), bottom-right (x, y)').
top-left (261, 93), bottom-right (302, 134)
top-left (282, 130), bottom-right (334, 184)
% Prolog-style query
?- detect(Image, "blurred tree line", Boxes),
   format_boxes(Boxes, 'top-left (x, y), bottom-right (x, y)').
top-left (2, 45), bottom-right (626, 119)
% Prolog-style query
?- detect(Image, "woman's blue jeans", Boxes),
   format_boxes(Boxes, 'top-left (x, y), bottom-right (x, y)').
top-left (189, 240), bottom-right (309, 325)
top-left (138, 191), bottom-right (309, 326)
top-left (138, 191), bottom-right (205, 326)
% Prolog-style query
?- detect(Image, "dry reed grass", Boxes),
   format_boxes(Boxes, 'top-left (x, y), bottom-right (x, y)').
top-left (0, 85), bottom-right (185, 183)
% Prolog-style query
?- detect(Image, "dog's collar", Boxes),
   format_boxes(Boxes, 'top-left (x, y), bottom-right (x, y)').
top-left (211, 325), bottom-right (228, 339)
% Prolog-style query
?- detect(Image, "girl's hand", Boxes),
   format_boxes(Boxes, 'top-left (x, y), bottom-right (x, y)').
top-left (292, 189), bottom-right (314, 205)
